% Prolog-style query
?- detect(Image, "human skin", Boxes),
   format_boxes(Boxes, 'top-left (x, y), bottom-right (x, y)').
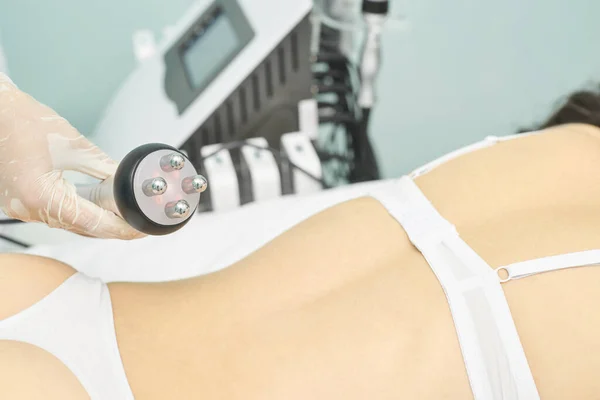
top-left (1, 123), bottom-right (600, 399)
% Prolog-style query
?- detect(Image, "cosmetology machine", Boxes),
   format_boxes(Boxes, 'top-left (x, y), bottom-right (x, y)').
top-left (94, 0), bottom-right (390, 213)
top-left (0, 0), bottom-right (391, 248)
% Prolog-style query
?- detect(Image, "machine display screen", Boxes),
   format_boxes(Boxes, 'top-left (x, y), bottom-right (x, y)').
top-left (181, 6), bottom-right (241, 90)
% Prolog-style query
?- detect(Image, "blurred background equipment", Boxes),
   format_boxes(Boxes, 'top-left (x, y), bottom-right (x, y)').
top-left (3, 0), bottom-right (600, 248)
top-left (4, 0), bottom-right (600, 179)
top-left (94, 0), bottom-right (314, 161)
top-left (92, 0), bottom-right (389, 212)
top-left (2, 0), bottom-right (390, 247)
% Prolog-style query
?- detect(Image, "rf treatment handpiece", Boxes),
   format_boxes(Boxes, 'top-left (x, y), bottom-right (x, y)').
top-left (78, 143), bottom-right (207, 235)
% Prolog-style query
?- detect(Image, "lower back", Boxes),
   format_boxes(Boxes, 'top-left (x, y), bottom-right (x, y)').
top-left (111, 125), bottom-right (600, 399)
top-left (111, 204), bottom-right (600, 399)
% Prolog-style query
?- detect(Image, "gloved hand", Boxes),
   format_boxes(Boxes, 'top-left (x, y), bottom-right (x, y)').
top-left (0, 72), bottom-right (144, 239)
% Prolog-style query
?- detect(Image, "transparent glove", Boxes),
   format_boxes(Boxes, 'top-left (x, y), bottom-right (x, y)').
top-left (0, 72), bottom-right (144, 239)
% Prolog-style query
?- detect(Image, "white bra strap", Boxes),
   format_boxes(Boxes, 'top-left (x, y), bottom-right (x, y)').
top-left (497, 249), bottom-right (600, 282)
top-left (373, 176), bottom-right (540, 400)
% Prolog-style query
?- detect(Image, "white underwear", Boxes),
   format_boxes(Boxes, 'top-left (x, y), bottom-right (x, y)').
top-left (373, 174), bottom-right (600, 399)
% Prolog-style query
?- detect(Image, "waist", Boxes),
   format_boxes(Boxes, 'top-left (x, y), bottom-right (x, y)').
top-left (109, 198), bottom-right (600, 399)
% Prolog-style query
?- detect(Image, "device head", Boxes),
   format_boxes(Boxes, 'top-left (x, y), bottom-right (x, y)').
top-left (114, 143), bottom-right (207, 235)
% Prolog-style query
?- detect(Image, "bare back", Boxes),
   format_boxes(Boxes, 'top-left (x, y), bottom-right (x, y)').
top-left (111, 124), bottom-right (600, 399)
top-left (2, 124), bottom-right (600, 399)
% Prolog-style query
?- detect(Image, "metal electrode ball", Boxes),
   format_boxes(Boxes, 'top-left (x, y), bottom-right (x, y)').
top-left (113, 143), bottom-right (207, 235)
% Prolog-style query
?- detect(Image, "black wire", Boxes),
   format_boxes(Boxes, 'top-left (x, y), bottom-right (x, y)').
top-left (319, 114), bottom-right (357, 124)
top-left (353, 108), bottom-right (381, 182)
top-left (0, 233), bottom-right (30, 248)
top-left (199, 141), bottom-right (331, 188)
top-left (362, 108), bottom-right (372, 131)
top-left (311, 33), bottom-right (369, 185)
top-left (0, 218), bottom-right (28, 248)
top-left (314, 83), bottom-right (353, 95)
top-left (317, 100), bottom-right (345, 110)
top-left (317, 41), bottom-right (340, 53)
top-left (313, 70), bottom-right (347, 81)
top-left (0, 219), bottom-right (25, 225)
top-left (316, 52), bottom-right (352, 66)
top-left (315, 149), bottom-right (352, 163)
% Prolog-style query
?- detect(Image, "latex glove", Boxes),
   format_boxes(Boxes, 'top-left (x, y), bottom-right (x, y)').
top-left (0, 72), bottom-right (144, 239)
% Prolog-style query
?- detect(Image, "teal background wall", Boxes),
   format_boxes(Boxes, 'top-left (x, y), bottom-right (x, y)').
top-left (371, 0), bottom-right (600, 177)
top-left (1, 0), bottom-right (599, 178)
top-left (0, 0), bottom-right (196, 132)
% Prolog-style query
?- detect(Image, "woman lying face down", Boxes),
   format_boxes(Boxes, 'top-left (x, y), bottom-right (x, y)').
top-left (2, 89), bottom-right (600, 399)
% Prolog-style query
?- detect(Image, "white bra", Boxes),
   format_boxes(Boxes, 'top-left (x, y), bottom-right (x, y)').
top-left (370, 131), bottom-right (600, 399)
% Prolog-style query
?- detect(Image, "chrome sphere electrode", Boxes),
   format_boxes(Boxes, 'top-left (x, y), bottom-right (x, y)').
top-left (113, 143), bottom-right (207, 235)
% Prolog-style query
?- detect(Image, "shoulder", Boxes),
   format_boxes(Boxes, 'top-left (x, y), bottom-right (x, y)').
top-left (0, 253), bottom-right (76, 321)
top-left (530, 123), bottom-right (600, 147)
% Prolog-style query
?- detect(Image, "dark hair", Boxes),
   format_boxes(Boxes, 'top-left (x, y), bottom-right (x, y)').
top-left (521, 87), bottom-right (600, 132)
